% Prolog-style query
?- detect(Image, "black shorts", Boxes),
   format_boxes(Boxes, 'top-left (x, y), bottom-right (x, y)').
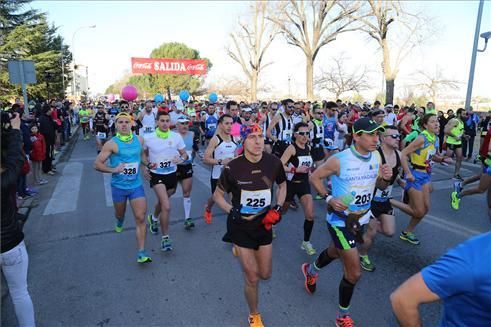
top-left (370, 200), bottom-right (393, 218)
top-left (176, 163), bottom-right (193, 181)
top-left (327, 222), bottom-right (358, 250)
top-left (222, 212), bottom-right (272, 250)
top-left (310, 146), bottom-right (325, 162)
top-left (272, 141), bottom-right (290, 158)
top-left (150, 172), bottom-right (177, 190)
top-left (286, 180), bottom-right (311, 202)
top-left (447, 143), bottom-right (462, 151)
top-left (211, 178), bottom-right (218, 194)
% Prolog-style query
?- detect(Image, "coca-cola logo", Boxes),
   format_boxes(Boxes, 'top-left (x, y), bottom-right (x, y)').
top-left (133, 62), bottom-right (152, 69)
top-left (186, 63), bottom-right (205, 71)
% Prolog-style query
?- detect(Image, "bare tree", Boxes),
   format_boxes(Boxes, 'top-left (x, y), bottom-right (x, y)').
top-left (415, 68), bottom-right (460, 104)
top-left (269, 0), bottom-right (360, 100)
top-left (227, 1), bottom-right (278, 102)
top-left (351, 0), bottom-right (431, 104)
top-left (315, 54), bottom-right (369, 98)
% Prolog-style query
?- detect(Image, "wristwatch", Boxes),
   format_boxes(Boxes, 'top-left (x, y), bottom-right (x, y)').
top-left (218, 159), bottom-right (222, 165)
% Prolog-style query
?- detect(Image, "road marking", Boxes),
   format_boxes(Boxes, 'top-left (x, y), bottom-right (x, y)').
top-left (423, 214), bottom-right (482, 237)
top-left (103, 173), bottom-right (113, 206)
top-left (43, 162), bottom-right (83, 215)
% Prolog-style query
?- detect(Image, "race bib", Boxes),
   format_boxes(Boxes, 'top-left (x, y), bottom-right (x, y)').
top-left (374, 185), bottom-right (393, 200)
top-left (207, 123), bottom-right (217, 130)
top-left (297, 155), bottom-right (313, 168)
top-left (283, 130), bottom-right (292, 142)
top-left (120, 162), bottom-right (139, 181)
top-left (155, 156), bottom-right (175, 174)
top-left (346, 188), bottom-right (373, 213)
top-left (143, 126), bottom-right (154, 134)
top-left (97, 132), bottom-right (107, 139)
top-left (240, 189), bottom-right (271, 214)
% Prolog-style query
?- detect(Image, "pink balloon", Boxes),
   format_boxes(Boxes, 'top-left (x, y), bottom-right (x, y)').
top-left (121, 85), bottom-right (138, 101)
top-left (107, 94), bottom-right (115, 102)
top-left (231, 122), bottom-right (241, 137)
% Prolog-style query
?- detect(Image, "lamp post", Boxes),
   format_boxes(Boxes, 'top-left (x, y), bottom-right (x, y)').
top-left (464, 0), bottom-right (490, 110)
top-left (71, 25), bottom-right (96, 99)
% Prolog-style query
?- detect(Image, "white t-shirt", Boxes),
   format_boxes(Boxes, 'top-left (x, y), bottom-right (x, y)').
top-left (144, 131), bottom-right (185, 175)
top-left (384, 112), bottom-right (397, 126)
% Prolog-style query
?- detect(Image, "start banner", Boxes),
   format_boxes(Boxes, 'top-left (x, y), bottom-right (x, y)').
top-left (131, 57), bottom-right (207, 75)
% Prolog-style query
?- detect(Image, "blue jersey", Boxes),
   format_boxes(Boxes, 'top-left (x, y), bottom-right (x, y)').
top-left (108, 107), bottom-right (119, 116)
top-left (109, 136), bottom-right (142, 189)
top-left (205, 114), bottom-right (218, 138)
top-left (422, 232), bottom-right (491, 326)
top-left (178, 131), bottom-right (194, 165)
top-left (328, 146), bottom-right (380, 227)
top-left (323, 116), bottom-right (337, 140)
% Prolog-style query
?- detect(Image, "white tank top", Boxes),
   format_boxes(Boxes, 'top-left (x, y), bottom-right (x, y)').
top-left (211, 135), bottom-right (237, 179)
top-left (140, 110), bottom-right (157, 136)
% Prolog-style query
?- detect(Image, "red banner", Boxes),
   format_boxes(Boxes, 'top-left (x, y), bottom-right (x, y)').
top-left (131, 57), bottom-right (207, 75)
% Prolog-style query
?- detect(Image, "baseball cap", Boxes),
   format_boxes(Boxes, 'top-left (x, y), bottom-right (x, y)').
top-left (384, 104), bottom-right (394, 109)
top-left (352, 117), bottom-right (385, 134)
top-left (177, 115), bottom-right (190, 123)
top-left (242, 107), bottom-right (252, 112)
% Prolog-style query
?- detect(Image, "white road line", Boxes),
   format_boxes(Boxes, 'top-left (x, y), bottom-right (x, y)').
top-left (424, 214), bottom-right (482, 237)
top-left (103, 173), bottom-right (113, 206)
top-left (43, 162), bottom-right (83, 215)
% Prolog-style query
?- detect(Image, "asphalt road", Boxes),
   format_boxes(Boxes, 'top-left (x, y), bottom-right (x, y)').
top-left (2, 129), bottom-right (490, 327)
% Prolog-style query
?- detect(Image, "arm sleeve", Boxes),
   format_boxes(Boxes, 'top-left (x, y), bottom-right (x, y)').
top-left (1, 130), bottom-right (24, 190)
top-left (421, 244), bottom-right (474, 299)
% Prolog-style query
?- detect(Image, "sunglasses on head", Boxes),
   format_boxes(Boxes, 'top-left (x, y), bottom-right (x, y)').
top-left (296, 131), bottom-right (309, 136)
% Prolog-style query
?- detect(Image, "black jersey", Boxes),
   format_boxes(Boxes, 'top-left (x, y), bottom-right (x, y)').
top-left (372, 147), bottom-right (401, 202)
top-left (93, 112), bottom-right (108, 133)
top-left (218, 153), bottom-right (286, 216)
top-left (287, 143), bottom-right (313, 182)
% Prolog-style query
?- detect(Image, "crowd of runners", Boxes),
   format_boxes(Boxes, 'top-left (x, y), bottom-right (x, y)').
top-left (2, 96), bottom-right (491, 327)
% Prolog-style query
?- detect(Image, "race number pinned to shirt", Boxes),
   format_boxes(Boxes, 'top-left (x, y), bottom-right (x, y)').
top-left (97, 132), bottom-right (107, 139)
top-left (374, 185), bottom-right (393, 201)
top-left (347, 188), bottom-right (373, 213)
top-left (240, 189), bottom-right (271, 214)
top-left (143, 126), bottom-right (154, 134)
top-left (282, 130), bottom-right (292, 142)
top-left (155, 156), bottom-right (174, 174)
top-left (120, 162), bottom-right (139, 181)
top-left (297, 155), bottom-right (313, 169)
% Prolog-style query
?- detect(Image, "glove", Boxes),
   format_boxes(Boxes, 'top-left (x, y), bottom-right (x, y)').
top-left (262, 205), bottom-right (282, 231)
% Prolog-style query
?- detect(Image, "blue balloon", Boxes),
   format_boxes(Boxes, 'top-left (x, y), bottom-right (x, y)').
top-left (208, 92), bottom-right (218, 103)
top-left (154, 94), bottom-right (164, 103)
top-left (179, 90), bottom-right (190, 101)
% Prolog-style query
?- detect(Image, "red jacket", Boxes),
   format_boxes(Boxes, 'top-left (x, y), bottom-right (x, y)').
top-left (30, 133), bottom-right (46, 161)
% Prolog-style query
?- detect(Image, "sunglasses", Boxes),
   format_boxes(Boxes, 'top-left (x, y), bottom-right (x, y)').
top-left (287, 106), bottom-right (294, 109)
top-left (387, 134), bottom-right (401, 139)
top-left (121, 105), bottom-right (129, 109)
top-left (315, 112), bottom-right (323, 115)
top-left (271, 108), bottom-right (278, 111)
top-left (262, 106), bottom-right (267, 109)
top-left (296, 131), bottom-right (309, 136)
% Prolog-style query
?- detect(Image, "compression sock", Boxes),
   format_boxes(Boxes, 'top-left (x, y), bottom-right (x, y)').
top-left (183, 197), bottom-right (191, 219)
top-left (303, 219), bottom-right (314, 242)
top-left (339, 277), bottom-right (356, 311)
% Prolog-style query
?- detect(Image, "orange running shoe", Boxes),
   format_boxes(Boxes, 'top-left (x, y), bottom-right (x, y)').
top-left (204, 206), bottom-right (212, 224)
top-left (301, 263), bottom-right (318, 295)
top-left (248, 313), bottom-right (264, 327)
top-left (336, 314), bottom-right (355, 327)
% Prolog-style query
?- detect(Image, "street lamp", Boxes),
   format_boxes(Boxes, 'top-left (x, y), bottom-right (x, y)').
top-left (464, 0), bottom-right (489, 110)
top-left (71, 24), bottom-right (96, 98)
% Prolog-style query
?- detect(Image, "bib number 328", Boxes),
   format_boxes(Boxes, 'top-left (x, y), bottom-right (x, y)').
top-left (120, 162), bottom-right (139, 180)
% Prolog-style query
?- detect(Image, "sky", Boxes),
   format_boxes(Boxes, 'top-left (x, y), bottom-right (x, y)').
top-left (31, 1), bottom-right (491, 102)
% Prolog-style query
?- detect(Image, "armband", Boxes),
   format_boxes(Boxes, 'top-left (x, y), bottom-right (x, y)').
top-left (325, 195), bottom-right (333, 205)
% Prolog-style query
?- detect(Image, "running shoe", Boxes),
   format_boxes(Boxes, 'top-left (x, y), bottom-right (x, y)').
top-left (336, 314), bottom-right (355, 327)
top-left (161, 237), bottom-right (173, 252)
top-left (204, 206), bottom-right (212, 224)
top-left (451, 191), bottom-right (460, 210)
top-left (453, 174), bottom-right (463, 181)
top-left (184, 218), bottom-right (195, 230)
top-left (47, 171), bottom-right (55, 176)
top-left (289, 200), bottom-right (298, 210)
top-left (399, 231), bottom-right (420, 245)
top-left (301, 263), bottom-right (318, 295)
top-left (301, 241), bottom-right (317, 255)
top-left (17, 194), bottom-right (31, 200)
top-left (360, 255), bottom-right (375, 272)
top-left (115, 218), bottom-right (124, 233)
top-left (314, 194), bottom-right (325, 200)
top-left (137, 250), bottom-right (152, 264)
top-left (38, 179), bottom-right (48, 185)
top-left (248, 313), bottom-right (264, 327)
top-left (147, 214), bottom-right (159, 234)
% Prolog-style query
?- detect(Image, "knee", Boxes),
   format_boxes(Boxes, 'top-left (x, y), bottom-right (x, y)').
top-left (258, 268), bottom-right (272, 281)
top-left (161, 202), bottom-right (171, 212)
top-left (244, 272), bottom-right (260, 286)
top-left (135, 215), bottom-right (145, 225)
top-left (183, 191), bottom-right (191, 198)
top-left (413, 209), bottom-right (426, 219)
top-left (345, 270), bottom-right (361, 284)
top-left (384, 228), bottom-right (395, 237)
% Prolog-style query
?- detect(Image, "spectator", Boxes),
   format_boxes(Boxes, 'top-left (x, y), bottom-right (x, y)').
top-left (1, 112), bottom-right (36, 326)
top-left (38, 105), bottom-right (56, 175)
top-left (462, 108), bottom-right (479, 160)
top-left (437, 110), bottom-right (447, 150)
top-left (12, 104), bottom-right (33, 199)
top-left (29, 124), bottom-right (47, 185)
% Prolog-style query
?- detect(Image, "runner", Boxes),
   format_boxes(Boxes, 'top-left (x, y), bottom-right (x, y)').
top-left (258, 102), bottom-right (277, 154)
top-left (137, 100), bottom-right (157, 138)
top-left (93, 103), bottom-right (109, 154)
top-left (142, 111), bottom-right (188, 251)
top-left (266, 98), bottom-right (294, 158)
top-left (359, 125), bottom-right (404, 272)
top-left (78, 104), bottom-right (91, 140)
top-left (310, 105), bottom-right (326, 168)
top-left (212, 123), bottom-right (286, 327)
top-left (444, 108), bottom-right (466, 180)
top-left (107, 103), bottom-right (119, 137)
top-left (301, 117), bottom-right (392, 327)
top-left (175, 115), bottom-right (197, 229)
top-left (94, 112), bottom-right (151, 263)
top-left (203, 114), bottom-right (238, 224)
top-left (391, 114), bottom-right (452, 245)
top-left (280, 122), bottom-right (316, 255)
top-left (203, 103), bottom-right (218, 145)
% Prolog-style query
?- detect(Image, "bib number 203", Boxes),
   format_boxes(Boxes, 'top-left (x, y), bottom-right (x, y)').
top-left (354, 193), bottom-right (371, 205)
top-left (245, 198), bottom-right (266, 207)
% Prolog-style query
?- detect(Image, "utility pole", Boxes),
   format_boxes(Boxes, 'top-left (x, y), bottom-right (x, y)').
top-left (288, 75), bottom-right (291, 97)
top-left (464, 0), bottom-right (484, 110)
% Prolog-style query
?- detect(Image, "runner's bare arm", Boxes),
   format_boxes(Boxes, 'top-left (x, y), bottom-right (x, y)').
top-left (213, 184), bottom-right (233, 213)
top-left (309, 156), bottom-right (340, 196)
top-left (94, 141), bottom-right (122, 173)
top-left (266, 115), bottom-right (280, 141)
top-left (275, 181), bottom-right (286, 207)
top-left (390, 272), bottom-right (440, 327)
top-left (203, 136), bottom-right (219, 165)
top-left (280, 145), bottom-right (295, 171)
